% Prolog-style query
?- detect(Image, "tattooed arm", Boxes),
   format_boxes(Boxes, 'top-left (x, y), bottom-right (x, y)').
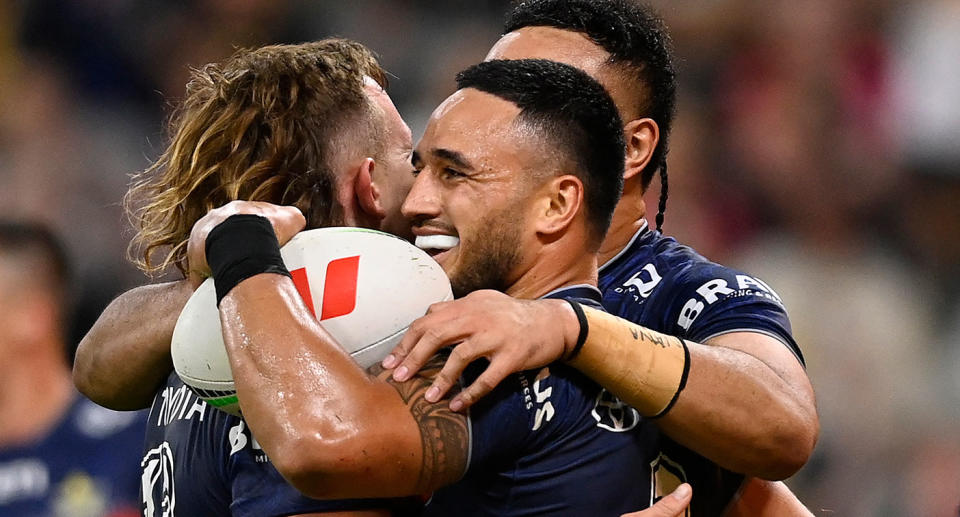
top-left (367, 357), bottom-right (469, 494)
top-left (219, 273), bottom-right (469, 499)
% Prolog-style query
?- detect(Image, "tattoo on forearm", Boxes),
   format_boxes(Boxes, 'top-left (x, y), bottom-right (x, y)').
top-left (628, 323), bottom-right (681, 349)
top-left (368, 355), bottom-right (468, 493)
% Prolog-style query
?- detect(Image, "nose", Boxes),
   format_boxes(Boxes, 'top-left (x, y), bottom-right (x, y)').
top-left (401, 168), bottom-right (441, 222)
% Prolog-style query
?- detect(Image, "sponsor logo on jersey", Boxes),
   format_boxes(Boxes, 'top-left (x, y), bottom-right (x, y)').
top-left (677, 275), bottom-right (782, 331)
top-left (619, 263), bottom-right (663, 299)
top-left (155, 384), bottom-right (207, 427)
top-left (531, 369), bottom-right (555, 431)
top-left (141, 442), bottom-right (175, 517)
top-left (591, 389), bottom-right (640, 432)
top-left (520, 369), bottom-right (557, 431)
top-left (228, 420), bottom-right (267, 462)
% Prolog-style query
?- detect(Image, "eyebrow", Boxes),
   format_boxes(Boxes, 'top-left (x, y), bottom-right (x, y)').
top-left (431, 148), bottom-right (475, 171)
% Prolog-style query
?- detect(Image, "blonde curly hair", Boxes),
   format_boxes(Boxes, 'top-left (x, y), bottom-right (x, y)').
top-left (126, 39), bottom-right (387, 276)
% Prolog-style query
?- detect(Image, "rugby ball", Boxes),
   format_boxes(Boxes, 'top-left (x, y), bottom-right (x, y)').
top-left (171, 227), bottom-right (453, 416)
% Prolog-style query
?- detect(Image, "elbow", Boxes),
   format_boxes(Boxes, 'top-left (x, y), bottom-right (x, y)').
top-left (269, 432), bottom-right (390, 499)
top-left (72, 343), bottom-right (105, 404)
top-left (759, 407), bottom-right (819, 480)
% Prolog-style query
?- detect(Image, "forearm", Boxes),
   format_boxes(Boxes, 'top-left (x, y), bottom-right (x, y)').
top-left (566, 307), bottom-right (816, 479)
top-left (654, 339), bottom-right (816, 479)
top-left (73, 280), bottom-right (191, 410)
top-left (723, 479), bottom-right (813, 516)
top-left (219, 273), bottom-right (423, 498)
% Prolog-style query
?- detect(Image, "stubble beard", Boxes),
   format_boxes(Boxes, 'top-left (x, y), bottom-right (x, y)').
top-left (448, 208), bottom-right (523, 299)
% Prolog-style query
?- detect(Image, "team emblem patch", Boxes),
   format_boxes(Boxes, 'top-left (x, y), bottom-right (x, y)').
top-left (141, 442), bottom-right (175, 517)
top-left (591, 389), bottom-right (640, 432)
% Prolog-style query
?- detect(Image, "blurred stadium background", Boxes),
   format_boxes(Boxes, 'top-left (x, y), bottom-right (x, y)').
top-left (1, 0), bottom-right (957, 515)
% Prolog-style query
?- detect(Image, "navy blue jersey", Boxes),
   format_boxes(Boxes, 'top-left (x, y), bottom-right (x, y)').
top-left (0, 395), bottom-right (145, 517)
top-left (141, 371), bottom-right (390, 517)
top-left (424, 286), bottom-right (660, 516)
top-left (599, 225), bottom-right (802, 516)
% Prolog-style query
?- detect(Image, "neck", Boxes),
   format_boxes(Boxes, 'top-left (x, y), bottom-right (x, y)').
top-left (0, 349), bottom-right (74, 448)
top-left (505, 236), bottom-right (598, 300)
top-left (599, 182), bottom-right (647, 265)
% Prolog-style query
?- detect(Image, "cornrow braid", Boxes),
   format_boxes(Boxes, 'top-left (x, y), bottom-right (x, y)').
top-left (655, 161), bottom-right (668, 232)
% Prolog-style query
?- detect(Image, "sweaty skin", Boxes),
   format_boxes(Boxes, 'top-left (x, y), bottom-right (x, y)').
top-left (387, 25), bottom-right (818, 482)
top-left (74, 23), bottom-right (814, 517)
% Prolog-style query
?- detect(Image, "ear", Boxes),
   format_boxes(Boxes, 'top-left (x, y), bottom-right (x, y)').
top-left (534, 175), bottom-right (583, 237)
top-left (623, 118), bottom-right (659, 184)
top-left (354, 157), bottom-right (386, 220)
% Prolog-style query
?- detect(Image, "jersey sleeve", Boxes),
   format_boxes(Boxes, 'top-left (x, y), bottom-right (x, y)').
top-left (669, 265), bottom-right (804, 364)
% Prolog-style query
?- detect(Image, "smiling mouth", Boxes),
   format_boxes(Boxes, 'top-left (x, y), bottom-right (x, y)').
top-left (415, 234), bottom-right (460, 258)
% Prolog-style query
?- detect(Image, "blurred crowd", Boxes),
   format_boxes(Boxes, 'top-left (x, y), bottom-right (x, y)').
top-left (0, 0), bottom-right (956, 515)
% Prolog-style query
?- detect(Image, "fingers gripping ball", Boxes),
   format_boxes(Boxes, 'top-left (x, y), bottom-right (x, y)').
top-left (171, 227), bottom-right (453, 415)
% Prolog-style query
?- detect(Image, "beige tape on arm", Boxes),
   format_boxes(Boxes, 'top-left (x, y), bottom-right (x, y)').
top-left (567, 306), bottom-right (689, 417)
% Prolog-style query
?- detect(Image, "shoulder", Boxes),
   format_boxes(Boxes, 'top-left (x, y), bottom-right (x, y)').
top-left (601, 232), bottom-right (800, 357)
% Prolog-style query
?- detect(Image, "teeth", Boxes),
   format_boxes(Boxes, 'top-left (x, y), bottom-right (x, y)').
top-left (416, 235), bottom-right (460, 250)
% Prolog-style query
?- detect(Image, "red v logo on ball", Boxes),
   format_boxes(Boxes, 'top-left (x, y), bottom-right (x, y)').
top-left (290, 256), bottom-right (361, 321)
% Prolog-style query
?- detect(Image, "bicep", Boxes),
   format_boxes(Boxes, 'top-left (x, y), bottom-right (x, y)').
top-left (702, 332), bottom-right (814, 406)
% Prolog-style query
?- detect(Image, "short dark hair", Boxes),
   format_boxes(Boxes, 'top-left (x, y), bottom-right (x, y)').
top-left (456, 59), bottom-right (625, 242)
top-left (505, 0), bottom-right (677, 229)
top-left (0, 220), bottom-right (70, 290)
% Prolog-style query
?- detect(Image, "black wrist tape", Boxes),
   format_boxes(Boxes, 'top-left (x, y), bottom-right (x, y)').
top-left (564, 299), bottom-right (590, 362)
top-left (206, 214), bottom-right (291, 305)
top-left (651, 338), bottom-right (691, 419)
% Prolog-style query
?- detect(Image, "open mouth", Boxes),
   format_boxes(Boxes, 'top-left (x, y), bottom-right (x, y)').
top-left (415, 234), bottom-right (460, 261)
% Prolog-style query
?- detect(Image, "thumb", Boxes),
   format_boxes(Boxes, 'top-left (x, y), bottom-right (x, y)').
top-left (620, 483), bottom-right (692, 517)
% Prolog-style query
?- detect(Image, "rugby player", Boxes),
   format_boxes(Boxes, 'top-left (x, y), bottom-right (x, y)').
top-left (77, 41), bottom-right (688, 516)
top-left (383, 0), bottom-right (817, 514)
top-left (185, 58), bottom-right (669, 515)
top-left (74, 2), bottom-right (814, 513)
top-left (108, 40), bottom-right (418, 516)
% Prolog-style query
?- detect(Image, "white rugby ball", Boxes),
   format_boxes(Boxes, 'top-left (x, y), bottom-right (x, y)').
top-left (171, 227), bottom-right (452, 416)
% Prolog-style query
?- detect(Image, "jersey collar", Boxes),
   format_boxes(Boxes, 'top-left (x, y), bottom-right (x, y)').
top-left (598, 220), bottom-right (650, 273)
top-left (540, 284), bottom-right (603, 305)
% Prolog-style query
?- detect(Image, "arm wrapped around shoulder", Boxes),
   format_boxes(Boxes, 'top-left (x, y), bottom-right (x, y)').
top-left (566, 306), bottom-right (689, 417)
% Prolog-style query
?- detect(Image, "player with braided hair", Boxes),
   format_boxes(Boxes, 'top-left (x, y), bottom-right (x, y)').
top-left (73, 2), bottom-right (815, 514)
top-left (384, 1), bottom-right (817, 515)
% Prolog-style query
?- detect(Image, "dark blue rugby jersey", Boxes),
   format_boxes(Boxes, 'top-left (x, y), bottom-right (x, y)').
top-left (141, 371), bottom-right (390, 517)
top-left (424, 285), bottom-right (660, 516)
top-left (599, 224), bottom-right (801, 363)
top-left (599, 224), bottom-right (803, 516)
top-left (0, 395), bottom-right (145, 517)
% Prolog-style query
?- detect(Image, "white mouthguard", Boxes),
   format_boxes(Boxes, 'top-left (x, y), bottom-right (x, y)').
top-left (415, 235), bottom-right (460, 250)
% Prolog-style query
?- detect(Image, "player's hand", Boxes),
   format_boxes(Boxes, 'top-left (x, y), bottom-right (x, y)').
top-left (186, 200), bottom-right (305, 285)
top-left (621, 484), bottom-right (692, 517)
top-left (382, 290), bottom-right (579, 411)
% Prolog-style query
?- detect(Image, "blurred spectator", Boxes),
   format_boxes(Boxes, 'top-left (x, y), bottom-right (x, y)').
top-left (0, 221), bottom-right (144, 517)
